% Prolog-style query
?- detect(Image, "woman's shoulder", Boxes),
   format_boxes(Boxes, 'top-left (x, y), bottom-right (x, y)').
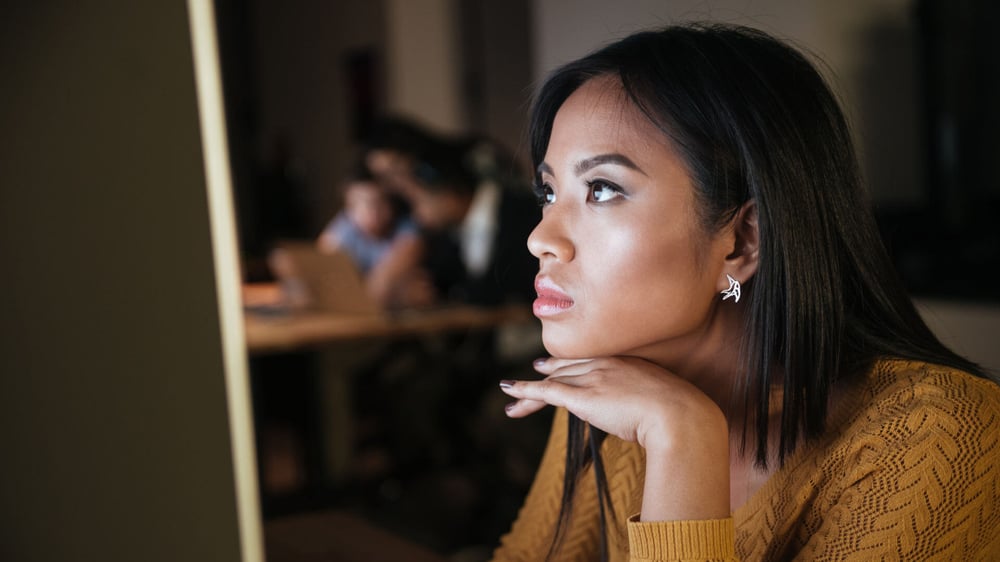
top-left (753, 366), bottom-right (1000, 560)
top-left (864, 358), bottom-right (1000, 416)
top-left (839, 358), bottom-right (1000, 460)
top-left (786, 359), bottom-right (1000, 514)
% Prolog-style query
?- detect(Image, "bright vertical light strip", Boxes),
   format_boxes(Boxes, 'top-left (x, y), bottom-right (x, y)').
top-left (186, 1), bottom-right (264, 560)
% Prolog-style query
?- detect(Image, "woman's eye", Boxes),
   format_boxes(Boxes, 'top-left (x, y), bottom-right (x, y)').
top-left (588, 180), bottom-right (624, 203)
top-left (533, 182), bottom-right (556, 206)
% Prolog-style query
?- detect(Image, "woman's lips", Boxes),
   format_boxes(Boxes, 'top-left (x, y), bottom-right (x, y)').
top-left (533, 278), bottom-right (574, 317)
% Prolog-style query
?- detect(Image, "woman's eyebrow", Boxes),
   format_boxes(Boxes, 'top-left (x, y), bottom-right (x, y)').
top-left (575, 153), bottom-right (647, 176)
top-left (536, 153), bottom-right (648, 178)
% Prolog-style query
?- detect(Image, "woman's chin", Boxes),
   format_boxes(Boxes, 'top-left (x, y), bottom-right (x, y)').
top-left (541, 331), bottom-right (585, 359)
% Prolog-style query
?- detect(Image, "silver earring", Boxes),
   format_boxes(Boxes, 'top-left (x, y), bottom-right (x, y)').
top-left (721, 274), bottom-right (741, 303)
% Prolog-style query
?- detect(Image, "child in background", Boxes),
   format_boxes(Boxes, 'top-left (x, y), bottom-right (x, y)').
top-left (317, 167), bottom-right (432, 308)
top-left (318, 168), bottom-right (411, 272)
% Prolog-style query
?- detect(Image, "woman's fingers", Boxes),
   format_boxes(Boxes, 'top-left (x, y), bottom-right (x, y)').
top-left (500, 357), bottom-right (605, 417)
top-left (499, 372), bottom-right (592, 415)
top-left (532, 356), bottom-right (591, 375)
top-left (503, 398), bottom-right (547, 418)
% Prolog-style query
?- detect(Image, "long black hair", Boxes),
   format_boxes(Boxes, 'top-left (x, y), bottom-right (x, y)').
top-left (528, 22), bottom-right (987, 560)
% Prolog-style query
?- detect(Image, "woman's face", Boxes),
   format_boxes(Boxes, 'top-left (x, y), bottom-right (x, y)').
top-left (527, 76), bottom-right (733, 366)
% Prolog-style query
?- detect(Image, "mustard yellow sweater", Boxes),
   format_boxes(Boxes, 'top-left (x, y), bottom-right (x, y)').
top-left (491, 360), bottom-right (1000, 561)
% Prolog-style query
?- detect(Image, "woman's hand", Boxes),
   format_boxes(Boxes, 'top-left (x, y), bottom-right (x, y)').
top-left (500, 356), bottom-right (731, 520)
top-left (501, 356), bottom-right (725, 450)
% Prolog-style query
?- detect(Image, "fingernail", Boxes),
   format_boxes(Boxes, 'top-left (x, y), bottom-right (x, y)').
top-left (533, 358), bottom-right (547, 368)
top-left (504, 402), bottom-right (517, 413)
top-left (499, 380), bottom-right (515, 389)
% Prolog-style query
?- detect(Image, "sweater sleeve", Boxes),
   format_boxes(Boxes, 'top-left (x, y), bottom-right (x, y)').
top-left (627, 517), bottom-right (737, 562)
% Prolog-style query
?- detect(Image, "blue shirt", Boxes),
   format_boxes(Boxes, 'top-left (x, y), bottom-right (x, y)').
top-left (322, 213), bottom-right (418, 274)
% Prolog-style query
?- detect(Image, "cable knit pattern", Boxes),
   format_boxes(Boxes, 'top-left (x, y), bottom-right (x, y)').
top-left (491, 360), bottom-right (1000, 561)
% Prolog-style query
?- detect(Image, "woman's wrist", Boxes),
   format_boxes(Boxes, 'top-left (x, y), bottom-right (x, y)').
top-left (640, 406), bottom-right (730, 521)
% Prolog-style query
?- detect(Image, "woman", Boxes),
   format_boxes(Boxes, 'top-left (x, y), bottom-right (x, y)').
top-left (494, 23), bottom-right (1000, 561)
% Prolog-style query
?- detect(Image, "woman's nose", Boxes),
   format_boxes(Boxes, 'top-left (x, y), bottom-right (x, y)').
top-left (527, 211), bottom-right (574, 263)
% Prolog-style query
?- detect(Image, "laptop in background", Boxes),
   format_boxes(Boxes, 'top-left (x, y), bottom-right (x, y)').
top-left (266, 241), bottom-right (381, 316)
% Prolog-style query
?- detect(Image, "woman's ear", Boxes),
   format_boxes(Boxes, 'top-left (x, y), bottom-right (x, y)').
top-left (722, 200), bottom-right (759, 286)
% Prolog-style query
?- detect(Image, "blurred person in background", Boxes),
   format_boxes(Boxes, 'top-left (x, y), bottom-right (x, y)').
top-left (402, 132), bottom-right (540, 307)
top-left (361, 115), bottom-right (539, 307)
top-left (316, 164), bottom-right (433, 309)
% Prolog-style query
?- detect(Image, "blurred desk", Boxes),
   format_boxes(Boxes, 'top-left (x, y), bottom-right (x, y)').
top-left (245, 303), bottom-right (534, 355)
top-left (242, 283), bottom-right (539, 490)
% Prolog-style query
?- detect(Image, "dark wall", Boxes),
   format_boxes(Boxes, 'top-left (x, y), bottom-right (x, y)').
top-left (876, 0), bottom-right (1000, 301)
